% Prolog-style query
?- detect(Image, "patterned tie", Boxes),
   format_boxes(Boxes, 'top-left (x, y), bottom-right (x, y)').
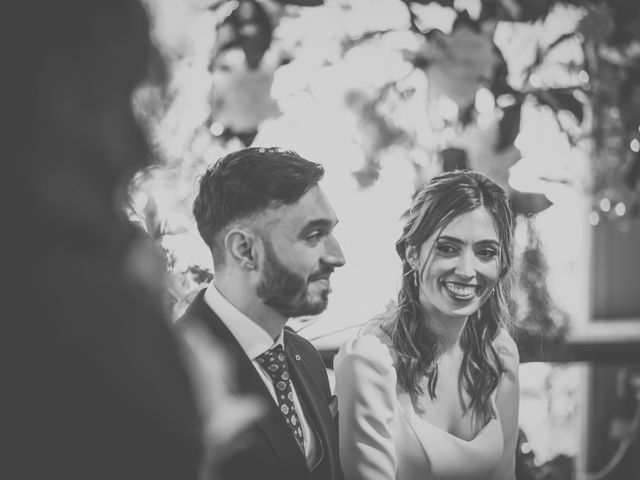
top-left (256, 344), bottom-right (305, 453)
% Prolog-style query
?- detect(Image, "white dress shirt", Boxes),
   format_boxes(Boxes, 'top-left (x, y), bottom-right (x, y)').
top-left (204, 283), bottom-right (318, 466)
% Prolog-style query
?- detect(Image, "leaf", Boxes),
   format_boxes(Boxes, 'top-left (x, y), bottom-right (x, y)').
top-left (221, 128), bottom-right (258, 147)
top-left (211, 23), bottom-right (240, 65)
top-left (546, 31), bottom-right (579, 54)
top-left (519, 0), bottom-right (554, 22)
top-left (497, 0), bottom-right (554, 22)
top-left (238, 0), bottom-right (272, 69)
top-left (535, 89), bottom-right (584, 124)
top-left (510, 190), bottom-right (553, 216)
top-left (489, 45), bottom-right (516, 97)
top-left (452, 9), bottom-right (481, 33)
top-left (273, 0), bottom-right (323, 5)
top-left (623, 150), bottom-right (640, 189)
top-left (352, 161), bottom-right (381, 189)
top-left (187, 264), bottom-right (214, 285)
top-left (440, 147), bottom-right (469, 171)
top-left (495, 102), bottom-right (522, 152)
top-left (405, 0), bottom-right (454, 7)
top-left (216, 0), bottom-right (273, 69)
top-left (458, 103), bottom-right (475, 126)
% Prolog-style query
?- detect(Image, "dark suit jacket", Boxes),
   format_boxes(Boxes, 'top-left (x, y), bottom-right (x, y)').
top-left (176, 289), bottom-right (344, 480)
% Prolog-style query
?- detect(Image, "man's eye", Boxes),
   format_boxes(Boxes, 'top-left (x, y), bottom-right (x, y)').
top-left (306, 230), bottom-right (323, 241)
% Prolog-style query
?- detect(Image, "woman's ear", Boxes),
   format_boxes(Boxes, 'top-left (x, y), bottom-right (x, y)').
top-left (224, 229), bottom-right (256, 270)
top-left (405, 243), bottom-right (419, 270)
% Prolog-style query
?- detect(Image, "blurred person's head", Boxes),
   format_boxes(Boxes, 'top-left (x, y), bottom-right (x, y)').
top-left (382, 170), bottom-right (515, 422)
top-left (194, 147), bottom-right (345, 326)
top-left (4, 0), bottom-right (151, 240)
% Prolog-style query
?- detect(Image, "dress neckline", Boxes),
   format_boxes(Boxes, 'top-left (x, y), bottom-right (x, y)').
top-left (396, 391), bottom-right (499, 444)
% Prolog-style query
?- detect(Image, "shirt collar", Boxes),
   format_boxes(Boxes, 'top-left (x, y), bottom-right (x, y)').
top-left (203, 282), bottom-right (283, 360)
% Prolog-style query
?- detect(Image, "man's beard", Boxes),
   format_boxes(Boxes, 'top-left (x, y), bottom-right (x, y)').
top-left (256, 239), bottom-right (330, 318)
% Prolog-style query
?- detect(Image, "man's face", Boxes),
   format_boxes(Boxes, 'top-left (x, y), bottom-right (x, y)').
top-left (256, 185), bottom-right (345, 318)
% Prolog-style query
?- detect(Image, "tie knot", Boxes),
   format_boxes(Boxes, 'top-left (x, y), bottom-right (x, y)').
top-left (256, 344), bottom-right (289, 380)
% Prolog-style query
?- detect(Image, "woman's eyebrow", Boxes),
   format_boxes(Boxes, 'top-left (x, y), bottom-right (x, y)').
top-left (476, 239), bottom-right (501, 247)
top-left (436, 235), bottom-right (463, 244)
top-left (437, 235), bottom-right (500, 247)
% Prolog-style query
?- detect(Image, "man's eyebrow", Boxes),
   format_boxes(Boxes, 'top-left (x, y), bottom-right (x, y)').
top-left (299, 219), bottom-right (337, 233)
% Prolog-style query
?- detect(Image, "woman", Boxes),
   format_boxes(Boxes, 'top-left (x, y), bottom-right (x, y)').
top-left (334, 170), bottom-right (520, 480)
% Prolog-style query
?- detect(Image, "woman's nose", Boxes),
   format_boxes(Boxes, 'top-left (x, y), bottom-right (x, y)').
top-left (454, 250), bottom-right (476, 278)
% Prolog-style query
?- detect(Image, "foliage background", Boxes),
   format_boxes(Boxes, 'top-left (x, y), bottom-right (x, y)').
top-left (129, 0), bottom-right (640, 474)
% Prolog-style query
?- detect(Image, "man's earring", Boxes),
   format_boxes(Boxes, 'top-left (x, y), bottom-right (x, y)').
top-left (245, 262), bottom-right (254, 270)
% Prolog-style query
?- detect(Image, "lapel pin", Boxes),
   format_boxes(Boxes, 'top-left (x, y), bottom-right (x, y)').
top-left (295, 354), bottom-right (301, 361)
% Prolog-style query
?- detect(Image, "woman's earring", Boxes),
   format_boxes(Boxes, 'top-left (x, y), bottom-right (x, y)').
top-left (413, 270), bottom-right (419, 288)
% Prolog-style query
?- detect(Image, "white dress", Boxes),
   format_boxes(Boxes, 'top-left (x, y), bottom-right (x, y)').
top-left (334, 333), bottom-right (519, 480)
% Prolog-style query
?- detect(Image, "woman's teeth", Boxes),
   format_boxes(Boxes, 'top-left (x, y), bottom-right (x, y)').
top-left (445, 282), bottom-right (477, 299)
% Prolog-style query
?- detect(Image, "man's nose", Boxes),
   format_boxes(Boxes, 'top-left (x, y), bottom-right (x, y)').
top-left (323, 235), bottom-right (346, 268)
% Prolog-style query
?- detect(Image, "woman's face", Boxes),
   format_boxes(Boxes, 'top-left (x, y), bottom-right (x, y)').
top-left (415, 207), bottom-right (502, 322)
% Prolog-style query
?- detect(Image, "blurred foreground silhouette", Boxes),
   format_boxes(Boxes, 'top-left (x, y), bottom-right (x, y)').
top-left (1, 2), bottom-right (205, 479)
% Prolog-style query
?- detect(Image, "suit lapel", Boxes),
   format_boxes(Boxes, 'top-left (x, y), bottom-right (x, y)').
top-left (285, 336), bottom-right (340, 478)
top-left (185, 291), bottom-right (309, 478)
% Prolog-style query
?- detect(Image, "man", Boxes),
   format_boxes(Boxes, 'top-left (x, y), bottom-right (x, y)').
top-left (177, 147), bottom-right (346, 480)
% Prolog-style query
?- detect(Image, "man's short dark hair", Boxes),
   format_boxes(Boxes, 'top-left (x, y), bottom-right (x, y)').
top-left (194, 147), bottom-right (324, 266)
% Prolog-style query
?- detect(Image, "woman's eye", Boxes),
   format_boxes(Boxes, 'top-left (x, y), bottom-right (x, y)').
top-left (436, 244), bottom-right (457, 254)
top-left (478, 248), bottom-right (498, 259)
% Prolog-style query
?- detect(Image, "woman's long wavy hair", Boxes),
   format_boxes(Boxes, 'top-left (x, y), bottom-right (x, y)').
top-left (379, 170), bottom-right (516, 424)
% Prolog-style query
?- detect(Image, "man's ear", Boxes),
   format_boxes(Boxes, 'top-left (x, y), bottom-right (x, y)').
top-left (224, 229), bottom-right (257, 270)
top-left (405, 243), bottom-right (419, 270)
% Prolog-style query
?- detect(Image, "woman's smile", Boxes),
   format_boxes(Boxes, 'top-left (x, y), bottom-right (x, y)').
top-left (443, 281), bottom-right (479, 301)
